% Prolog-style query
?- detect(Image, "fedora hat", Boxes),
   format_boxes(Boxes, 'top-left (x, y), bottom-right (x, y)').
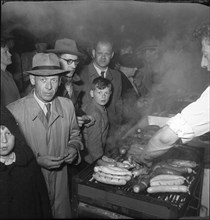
top-left (24, 53), bottom-right (68, 76)
top-left (46, 38), bottom-right (83, 56)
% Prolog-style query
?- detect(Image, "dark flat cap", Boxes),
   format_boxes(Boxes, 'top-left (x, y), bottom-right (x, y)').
top-left (119, 53), bottom-right (144, 68)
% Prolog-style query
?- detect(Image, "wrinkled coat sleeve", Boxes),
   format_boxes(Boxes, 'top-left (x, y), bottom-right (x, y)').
top-left (84, 111), bottom-right (104, 163)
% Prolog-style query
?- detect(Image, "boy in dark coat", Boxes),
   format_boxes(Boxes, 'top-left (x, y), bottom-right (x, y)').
top-left (0, 105), bottom-right (52, 219)
top-left (82, 77), bottom-right (112, 164)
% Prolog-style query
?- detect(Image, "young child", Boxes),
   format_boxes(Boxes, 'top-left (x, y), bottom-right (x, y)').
top-left (0, 105), bottom-right (52, 219)
top-left (83, 77), bottom-right (112, 164)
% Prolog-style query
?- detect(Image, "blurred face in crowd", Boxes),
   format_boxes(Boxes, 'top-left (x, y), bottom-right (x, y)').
top-left (59, 54), bottom-right (79, 78)
top-left (30, 75), bottom-right (61, 103)
top-left (1, 45), bottom-right (12, 69)
top-left (145, 48), bottom-right (159, 63)
top-left (0, 125), bottom-right (15, 157)
top-left (90, 87), bottom-right (112, 106)
top-left (201, 38), bottom-right (210, 71)
top-left (120, 45), bottom-right (134, 56)
top-left (92, 41), bottom-right (114, 69)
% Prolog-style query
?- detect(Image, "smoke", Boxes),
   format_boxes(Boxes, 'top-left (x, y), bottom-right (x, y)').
top-left (2, 1), bottom-right (209, 141)
top-left (2, 2), bottom-right (208, 46)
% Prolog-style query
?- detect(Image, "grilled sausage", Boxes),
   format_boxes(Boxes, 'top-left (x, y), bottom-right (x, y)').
top-left (150, 174), bottom-right (186, 183)
top-left (150, 178), bottom-right (185, 186)
top-left (153, 167), bottom-right (183, 176)
top-left (101, 155), bottom-right (116, 163)
top-left (116, 161), bottom-right (131, 169)
top-left (166, 159), bottom-right (198, 168)
top-left (96, 171), bottom-right (131, 181)
top-left (94, 166), bottom-right (132, 176)
top-left (97, 159), bottom-right (131, 169)
top-left (97, 159), bottom-right (116, 167)
top-left (93, 172), bottom-right (127, 185)
top-left (133, 182), bottom-right (148, 193)
top-left (104, 166), bottom-right (130, 172)
top-left (147, 185), bottom-right (189, 194)
top-left (133, 176), bottom-right (150, 193)
top-left (152, 163), bottom-right (194, 174)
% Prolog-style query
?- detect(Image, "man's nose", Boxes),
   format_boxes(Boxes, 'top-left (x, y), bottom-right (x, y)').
top-left (72, 62), bottom-right (77, 68)
top-left (101, 54), bottom-right (106, 59)
top-left (7, 51), bottom-right (12, 57)
top-left (46, 81), bottom-right (52, 89)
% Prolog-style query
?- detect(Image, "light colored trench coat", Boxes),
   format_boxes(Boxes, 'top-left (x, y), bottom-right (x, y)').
top-left (7, 93), bottom-right (83, 218)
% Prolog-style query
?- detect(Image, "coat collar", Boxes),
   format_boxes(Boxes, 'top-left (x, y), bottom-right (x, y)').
top-left (88, 62), bottom-right (113, 81)
top-left (26, 92), bottom-right (64, 122)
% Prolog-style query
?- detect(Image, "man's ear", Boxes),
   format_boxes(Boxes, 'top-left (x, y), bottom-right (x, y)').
top-left (92, 49), bottom-right (96, 59)
top-left (59, 77), bottom-right (61, 86)
top-left (90, 90), bottom-right (94, 98)
top-left (29, 75), bottom-right (35, 85)
top-left (111, 51), bottom-right (114, 59)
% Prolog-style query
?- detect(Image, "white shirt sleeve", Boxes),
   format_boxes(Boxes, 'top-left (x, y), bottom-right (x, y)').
top-left (167, 86), bottom-right (210, 143)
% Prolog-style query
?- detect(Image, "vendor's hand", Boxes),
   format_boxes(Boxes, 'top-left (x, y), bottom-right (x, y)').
top-left (36, 155), bottom-right (64, 170)
top-left (135, 148), bottom-right (170, 167)
top-left (63, 145), bottom-right (78, 164)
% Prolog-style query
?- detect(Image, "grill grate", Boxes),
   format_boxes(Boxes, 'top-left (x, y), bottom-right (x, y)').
top-left (73, 144), bottom-right (204, 219)
top-left (86, 155), bottom-right (202, 211)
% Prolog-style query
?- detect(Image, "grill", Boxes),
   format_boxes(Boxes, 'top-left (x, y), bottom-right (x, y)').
top-left (71, 145), bottom-right (204, 219)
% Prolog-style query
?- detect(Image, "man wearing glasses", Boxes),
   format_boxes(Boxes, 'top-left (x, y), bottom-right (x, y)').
top-left (47, 38), bottom-right (95, 128)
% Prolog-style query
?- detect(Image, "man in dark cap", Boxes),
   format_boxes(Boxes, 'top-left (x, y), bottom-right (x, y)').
top-left (118, 53), bottom-right (143, 125)
top-left (7, 53), bottom-right (84, 218)
top-left (119, 53), bottom-right (143, 97)
top-left (0, 105), bottom-right (52, 219)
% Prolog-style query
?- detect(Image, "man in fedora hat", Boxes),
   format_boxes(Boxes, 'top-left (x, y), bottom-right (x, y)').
top-left (46, 38), bottom-right (95, 206)
top-left (47, 38), bottom-right (95, 128)
top-left (7, 53), bottom-right (84, 218)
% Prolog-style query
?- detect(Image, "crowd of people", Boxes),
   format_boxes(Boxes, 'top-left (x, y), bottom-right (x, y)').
top-left (1, 21), bottom-right (209, 218)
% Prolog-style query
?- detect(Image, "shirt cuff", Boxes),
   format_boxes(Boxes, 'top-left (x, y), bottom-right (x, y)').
top-left (167, 113), bottom-right (195, 143)
top-left (68, 140), bottom-right (84, 151)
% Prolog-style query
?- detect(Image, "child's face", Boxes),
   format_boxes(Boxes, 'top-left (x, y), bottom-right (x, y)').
top-left (91, 87), bottom-right (112, 106)
top-left (0, 125), bottom-right (15, 156)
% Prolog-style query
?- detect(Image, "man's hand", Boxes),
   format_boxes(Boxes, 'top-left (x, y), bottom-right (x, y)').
top-left (84, 115), bottom-right (95, 128)
top-left (77, 115), bottom-right (95, 128)
top-left (63, 145), bottom-right (78, 164)
top-left (134, 148), bottom-right (172, 167)
top-left (77, 116), bottom-right (85, 127)
top-left (36, 155), bottom-right (65, 170)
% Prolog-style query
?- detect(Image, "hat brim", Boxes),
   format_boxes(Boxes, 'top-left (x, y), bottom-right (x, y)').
top-left (45, 49), bottom-right (84, 57)
top-left (24, 69), bottom-right (69, 76)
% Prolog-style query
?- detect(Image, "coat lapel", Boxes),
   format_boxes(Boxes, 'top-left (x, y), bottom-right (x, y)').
top-left (48, 98), bottom-right (64, 127)
top-left (28, 94), bottom-right (64, 130)
top-left (88, 62), bottom-right (114, 82)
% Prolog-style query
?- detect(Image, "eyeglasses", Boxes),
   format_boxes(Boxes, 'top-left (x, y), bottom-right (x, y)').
top-left (60, 57), bottom-right (79, 65)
